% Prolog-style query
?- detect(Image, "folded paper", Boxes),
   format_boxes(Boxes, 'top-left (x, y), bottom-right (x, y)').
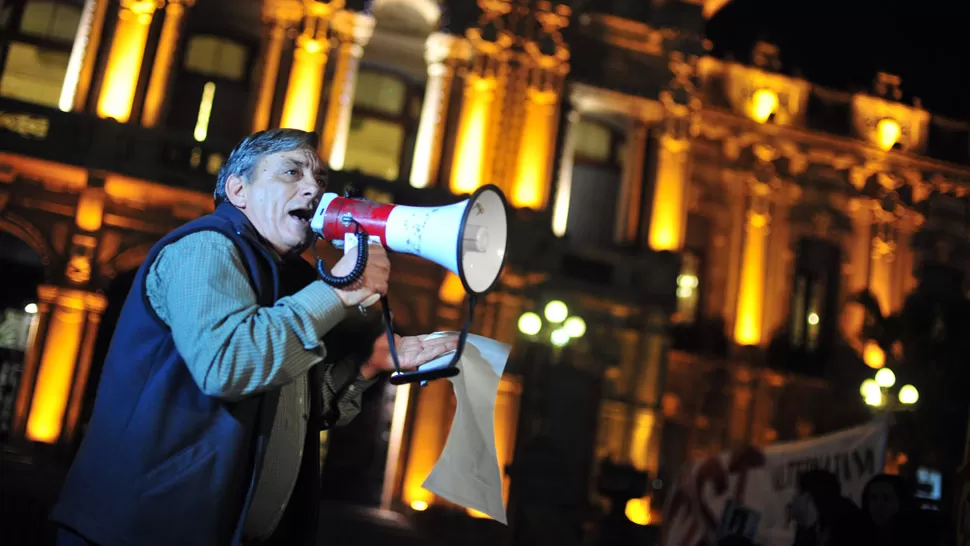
top-left (410, 333), bottom-right (511, 524)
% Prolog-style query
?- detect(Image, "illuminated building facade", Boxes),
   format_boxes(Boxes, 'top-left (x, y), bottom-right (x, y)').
top-left (1, 0), bottom-right (969, 539)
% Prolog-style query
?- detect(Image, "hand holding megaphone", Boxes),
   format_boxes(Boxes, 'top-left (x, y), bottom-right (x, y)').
top-left (329, 239), bottom-right (389, 308)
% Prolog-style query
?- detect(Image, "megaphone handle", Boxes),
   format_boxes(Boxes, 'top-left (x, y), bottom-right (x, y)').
top-left (343, 234), bottom-right (383, 310)
top-left (384, 294), bottom-right (477, 385)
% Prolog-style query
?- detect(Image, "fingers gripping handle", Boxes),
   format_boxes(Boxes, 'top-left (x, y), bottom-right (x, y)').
top-left (313, 227), bottom-right (369, 288)
top-left (343, 233), bottom-right (382, 308)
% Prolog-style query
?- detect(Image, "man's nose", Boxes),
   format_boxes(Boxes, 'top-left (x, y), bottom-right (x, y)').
top-left (300, 175), bottom-right (322, 198)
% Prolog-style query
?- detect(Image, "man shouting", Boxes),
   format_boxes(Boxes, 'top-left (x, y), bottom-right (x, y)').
top-left (51, 129), bottom-right (458, 546)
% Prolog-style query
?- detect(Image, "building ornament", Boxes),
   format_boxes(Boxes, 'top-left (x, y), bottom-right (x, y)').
top-left (576, 13), bottom-right (677, 57)
top-left (568, 82), bottom-right (664, 123)
top-left (722, 43), bottom-right (811, 126)
top-left (0, 111), bottom-right (50, 140)
top-left (851, 73), bottom-right (930, 154)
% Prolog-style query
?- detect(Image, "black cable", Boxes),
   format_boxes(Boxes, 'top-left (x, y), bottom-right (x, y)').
top-left (385, 294), bottom-right (477, 384)
top-left (313, 222), bottom-right (369, 288)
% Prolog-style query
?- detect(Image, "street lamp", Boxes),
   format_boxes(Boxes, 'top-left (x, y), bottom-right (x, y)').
top-left (518, 300), bottom-right (586, 348)
top-left (860, 367), bottom-right (919, 411)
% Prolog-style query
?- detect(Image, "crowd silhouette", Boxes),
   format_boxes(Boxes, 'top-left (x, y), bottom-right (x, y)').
top-left (716, 469), bottom-right (942, 546)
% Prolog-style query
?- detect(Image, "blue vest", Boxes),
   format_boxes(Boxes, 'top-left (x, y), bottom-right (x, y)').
top-left (51, 204), bottom-right (324, 546)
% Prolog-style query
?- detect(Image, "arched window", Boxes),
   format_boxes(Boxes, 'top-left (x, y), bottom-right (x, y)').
top-left (340, 67), bottom-right (422, 181)
top-left (0, 0), bottom-right (83, 108)
top-left (166, 33), bottom-right (252, 151)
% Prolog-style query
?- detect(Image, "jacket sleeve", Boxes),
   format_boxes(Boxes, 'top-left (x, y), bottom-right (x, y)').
top-left (145, 230), bottom-right (348, 401)
top-left (318, 311), bottom-right (385, 428)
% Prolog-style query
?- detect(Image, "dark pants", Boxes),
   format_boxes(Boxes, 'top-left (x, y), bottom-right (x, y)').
top-left (56, 526), bottom-right (97, 546)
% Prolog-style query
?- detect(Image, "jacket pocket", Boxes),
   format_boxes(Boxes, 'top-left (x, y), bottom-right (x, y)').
top-left (132, 444), bottom-right (225, 546)
top-left (140, 443), bottom-right (216, 497)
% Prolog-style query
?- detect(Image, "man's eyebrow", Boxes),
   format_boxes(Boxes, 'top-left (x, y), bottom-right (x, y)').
top-left (281, 156), bottom-right (326, 180)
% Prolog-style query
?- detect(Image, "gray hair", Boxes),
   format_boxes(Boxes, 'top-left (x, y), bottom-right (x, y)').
top-left (214, 128), bottom-right (319, 205)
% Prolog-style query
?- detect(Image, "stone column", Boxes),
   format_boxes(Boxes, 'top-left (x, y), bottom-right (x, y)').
top-left (12, 286), bottom-right (106, 446)
top-left (646, 94), bottom-right (693, 251)
top-left (278, 0), bottom-right (344, 132)
top-left (320, 10), bottom-right (375, 168)
top-left (96, 0), bottom-right (161, 122)
top-left (61, 0), bottom-right (111, 112)
top-left (843, 198), bottom-right (872, 342)
top-left (141, 0), bottom-right (195, 127)
top-left (733, 178), bottom-right (775, 347)
top-left (410, 33), bottom-right (467, 189)
top-left (252, 1), bottom-right (303, 132)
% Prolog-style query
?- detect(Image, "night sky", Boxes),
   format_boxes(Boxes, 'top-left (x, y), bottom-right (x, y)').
top-left (706, 0), bottom-right (968, 119)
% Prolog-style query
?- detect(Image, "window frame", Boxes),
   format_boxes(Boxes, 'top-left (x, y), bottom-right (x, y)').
top-left (0, 0), bottom-right (82, 105)
top-left (572, 116), bottom-right (626, 171)
top-left (340, 62), bottom-right (424, 182)
top-left (179, 32), bottom-right (254, 85)
top-left (787, 237), bottom-right (842, 356)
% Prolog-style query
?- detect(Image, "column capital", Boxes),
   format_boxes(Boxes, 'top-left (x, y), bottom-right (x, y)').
top-left (334, 10), bottom-right (374, 42)
top-left (871, 236), bottom-right (896, 261)
top-left (261, 0), bottom-right (308, 27)
top-left (36, 285), bottom-right (108, 314)
top-left (330, 10), bottom-right (374, 58)
top-left (425, 32), bottom-right (471, 67)
top-left (119, 0), bottom-right (161, 23)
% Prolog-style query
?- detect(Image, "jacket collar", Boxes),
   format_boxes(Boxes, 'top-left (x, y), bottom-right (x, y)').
top-left (213, 203), bottom-right (315, 264)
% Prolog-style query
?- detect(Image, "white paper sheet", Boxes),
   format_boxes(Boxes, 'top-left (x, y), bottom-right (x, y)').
top-left (403, 333), bottom-right (511, 524)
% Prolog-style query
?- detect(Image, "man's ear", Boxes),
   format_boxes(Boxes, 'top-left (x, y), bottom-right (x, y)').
top-left (225, 174), bottom-right (247, 208)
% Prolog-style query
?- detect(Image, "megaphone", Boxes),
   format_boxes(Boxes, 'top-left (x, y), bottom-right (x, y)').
top-left (309, 184), bottom-right (509, 386)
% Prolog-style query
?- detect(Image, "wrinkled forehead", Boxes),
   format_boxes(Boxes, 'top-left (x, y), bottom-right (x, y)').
top-left (263, 147), bottom-right (325, 174)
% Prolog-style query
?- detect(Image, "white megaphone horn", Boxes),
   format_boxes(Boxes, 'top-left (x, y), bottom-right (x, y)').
top-left (309, 184), bottom-right (510, 386)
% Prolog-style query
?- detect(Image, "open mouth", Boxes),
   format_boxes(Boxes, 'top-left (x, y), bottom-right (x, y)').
top-left (288, 208), bottom-right (312, 225)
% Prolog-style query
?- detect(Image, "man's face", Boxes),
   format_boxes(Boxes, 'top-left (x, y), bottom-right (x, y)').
top-left (227, 147), bottom-right (326, 256)
top-left (866, 482), bottom-right (900, 527)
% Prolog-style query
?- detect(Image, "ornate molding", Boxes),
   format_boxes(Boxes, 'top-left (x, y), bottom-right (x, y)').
top-left (576, 13), bottom-right (677, 57)
top-left (568, 82), bottom-right (664, 123)
top-left (851, 73), bottom-right (929, 154)
top-left (330, 9), bottom-right (374, 51)
top-left (524, 1), bottom-right (571, 75)
top-left (65, 234), bottom-right (98, 286)
top-left (788, 164), bottom-right (856, 247)
top-left (0, 211), bottom-right (55, 269)
top-left (723, 43), bottom-right (811, 126)
top-left (36, 285), bottom-right (107, 314)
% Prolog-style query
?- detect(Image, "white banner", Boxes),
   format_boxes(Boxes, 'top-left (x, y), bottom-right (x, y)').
top-left (659, 417), bottom-right (889, 546)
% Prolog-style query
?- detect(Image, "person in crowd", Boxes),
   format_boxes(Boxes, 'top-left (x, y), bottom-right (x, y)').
top-left (862, 473), bottom-right (923, 546)
top-left (789, 469), bottom-right (874, 546)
